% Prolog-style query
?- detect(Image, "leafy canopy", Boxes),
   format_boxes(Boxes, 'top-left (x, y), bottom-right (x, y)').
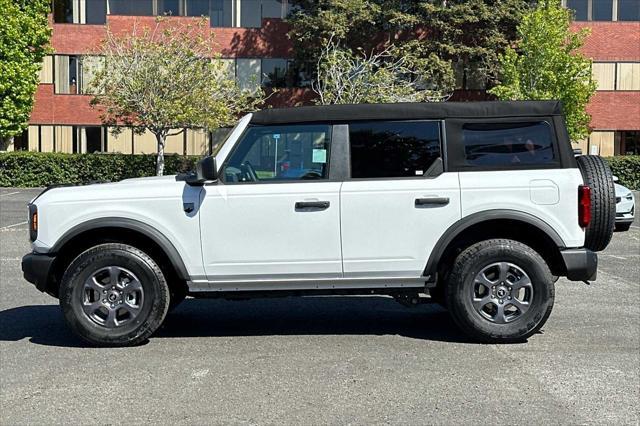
top-left (0, 0), bottom-right (51, 138)
top-left (288, 0), bottom-right (531, 97)
top-left (489, 0), bottom-right (596, 141)
top-left (90, 18), bottom-right (264, 175)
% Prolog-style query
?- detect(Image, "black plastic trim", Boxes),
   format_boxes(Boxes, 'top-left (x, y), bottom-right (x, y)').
top-left (49, 218), bottom-right (190, 280)
top-left (423, 210), bottom-right (566, 280)
top-left (561, 248), bottom-right (597, 281)
top-left (22, 252), bottom-right (56, 293)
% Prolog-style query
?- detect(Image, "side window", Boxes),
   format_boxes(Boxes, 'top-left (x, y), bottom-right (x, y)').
top-left (224, 124), bottom-right (331, 183)
top-left (349, 121), bottom-right (441, 179)
top-left (462, 122), bottom-right (555, 167)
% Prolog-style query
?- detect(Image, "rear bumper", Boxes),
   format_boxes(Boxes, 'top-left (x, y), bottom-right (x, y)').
top-left (561, 248), bottom-right (597, 281)
top-left (22, 252), bottom-right (56, 294)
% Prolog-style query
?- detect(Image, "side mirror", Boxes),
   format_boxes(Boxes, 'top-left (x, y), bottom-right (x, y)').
top-left (612, 175), bottom-right (619, 183)
top-left (186, 156), bottom-right (218, 185)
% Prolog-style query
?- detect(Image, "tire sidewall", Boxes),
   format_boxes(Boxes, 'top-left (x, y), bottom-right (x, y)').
top-left (60, 245), bottom-right (169, 346)
top-left (448, 241), bottom-right (554, 341)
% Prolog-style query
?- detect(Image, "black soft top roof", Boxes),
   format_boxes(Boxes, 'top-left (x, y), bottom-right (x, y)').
top-left (250, 100), bottom-right (563, 125)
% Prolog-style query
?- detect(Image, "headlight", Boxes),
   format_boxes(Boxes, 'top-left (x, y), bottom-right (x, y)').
top-left (626, 193), bottom-right (633, 201)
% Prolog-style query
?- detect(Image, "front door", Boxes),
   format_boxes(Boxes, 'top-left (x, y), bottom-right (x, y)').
top-left (199, 123), bottom-right (342, 285)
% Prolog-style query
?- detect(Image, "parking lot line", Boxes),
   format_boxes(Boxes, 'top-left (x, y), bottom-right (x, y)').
top-left (0, 221), bottom-right (28, 230)
top-left (0, 191), bottom-right (21, 197)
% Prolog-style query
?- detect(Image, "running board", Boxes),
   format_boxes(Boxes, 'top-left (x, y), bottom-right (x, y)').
top-left (187, 276), bottom-right (427, 293)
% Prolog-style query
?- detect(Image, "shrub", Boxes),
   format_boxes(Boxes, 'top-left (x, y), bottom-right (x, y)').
top-left (0, 152), bottom-right (199, 187)
top-left (606, 155), bottom-right (640, 190)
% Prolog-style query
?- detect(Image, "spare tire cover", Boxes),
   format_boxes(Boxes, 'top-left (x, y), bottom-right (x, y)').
top-left (576, 155), bottom-right (615, 252)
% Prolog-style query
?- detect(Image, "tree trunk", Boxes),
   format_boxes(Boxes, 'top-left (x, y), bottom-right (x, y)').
top-left (156, 133), bottom-right (166, 176)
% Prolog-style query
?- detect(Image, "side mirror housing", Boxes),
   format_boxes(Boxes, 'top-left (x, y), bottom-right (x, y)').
top-left (612, 175), bottom-right (619, 183)
top-left (186, 156), bottom-right (218, 186)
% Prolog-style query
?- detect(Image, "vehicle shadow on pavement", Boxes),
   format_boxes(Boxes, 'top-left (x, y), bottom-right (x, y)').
top-left (156, 296), bottom-right (480, 343)
top-left (0, 297), bottom-right (530, 346)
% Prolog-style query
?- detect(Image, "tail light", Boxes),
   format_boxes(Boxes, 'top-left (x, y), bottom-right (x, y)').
top-left (578, 185), bottom-right (591, 228)
top-left (28, 204), bottom-right (38, 242)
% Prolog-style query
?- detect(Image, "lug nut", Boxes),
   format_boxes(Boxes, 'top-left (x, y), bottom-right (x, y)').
top-left (102, 299), bottom-right (106, 303)
top-left (508, 296), bottom-right (512, 300)
top-left (110, 304), bottom-right (115, 308)
top-left (499, 299), bottom-right (503, 304)
top-left (102, 290), bottom-right (107, 294)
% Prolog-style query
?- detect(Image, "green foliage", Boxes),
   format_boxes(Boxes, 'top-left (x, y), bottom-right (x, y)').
top-left (0, 0), bottom-right (51, 138)
top-left (606, 156), bottom-right (640, 190)
top-left (288, 0), bottom-right (531, 96)
top-left (489, 0), bottom-right (596, 141)
top-left (91, 17), bottom-right (263, 175)
top-left (0, 152), bottom-right (199, 188)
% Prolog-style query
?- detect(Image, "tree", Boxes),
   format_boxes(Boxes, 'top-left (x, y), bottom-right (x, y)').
top-left (288, 0), bottom-right (531, 97)
top-left (90, 18), bottom-right (264, 175)
top-left (0, 0), bottom-right (51, 142)
top-left (313, 36), bottom-right (450, 104)
top-left (489, 0), bottom-right (596, 141)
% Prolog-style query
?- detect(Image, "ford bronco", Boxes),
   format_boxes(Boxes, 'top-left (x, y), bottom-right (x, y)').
top-left (22, 101), bottom-right (616, 346)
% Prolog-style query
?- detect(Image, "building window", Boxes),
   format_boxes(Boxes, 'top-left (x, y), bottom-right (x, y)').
top-left (620, 131), bottom-right (640, 155)
top-left (54, 0), bottom-right (107, 24)
top-left (159, 0), bottom-right (181, 15)
top-left (185, 0), bottom-right (210, 16)
top-left (592, 0), bottom-right (613, 20)
top-left (13, 129), bottom-right (29, 151)
top-left (261, 58), bottom-right (288, 88)
top-left (618, 0), bottom-right (640, 20)
top-left (210, 0), bottom-right (234, 26)
top-left (566, 0), bottom-right (588, 20)
top-left (236, 58), bottom-right (261, 91)
top-left (108, 0), bottom-right (154, 15)
top-left (81, 126), bottom-right (107, 153)
top-left (54, 55), bottom-right (105, 94)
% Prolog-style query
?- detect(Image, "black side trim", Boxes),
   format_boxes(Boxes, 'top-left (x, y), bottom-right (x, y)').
top-left (50, 218), bottom-right (190, 280)
top-left (561, 248), bottom-right (597, 281)
top-left (423, 210), bottom-right (566, 280)
top-left (22, 252), bottom-right (56, 293)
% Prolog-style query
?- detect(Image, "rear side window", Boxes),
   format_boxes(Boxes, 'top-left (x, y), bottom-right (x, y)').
top-left (462, 122), bottom-right (555, 167)
top-left (349, 121), bottom-right (441, 178)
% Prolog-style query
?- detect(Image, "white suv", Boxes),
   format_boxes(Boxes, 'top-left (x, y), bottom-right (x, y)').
top-left (22, 101), bottom-right (616, 346)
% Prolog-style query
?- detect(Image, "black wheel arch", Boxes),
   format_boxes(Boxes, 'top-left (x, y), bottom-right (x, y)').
top-left (424, 210), bottom-right (566, 283)
top-left (45, 218), bottom-right (190, 297)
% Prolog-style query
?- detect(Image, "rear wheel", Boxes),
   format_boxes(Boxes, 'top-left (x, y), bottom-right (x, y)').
top-left (446, 239), bottom-right (554, 343)
top-left (59, 243), bottom-right (170, 347)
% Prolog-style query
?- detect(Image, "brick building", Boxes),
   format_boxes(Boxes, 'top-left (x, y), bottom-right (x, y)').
top-left (3, 0), bottom-right (640, 156)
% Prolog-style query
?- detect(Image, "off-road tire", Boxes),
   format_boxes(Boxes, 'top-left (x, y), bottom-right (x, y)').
top-left (446, 239), bottom-right (555, 343)
top-left (59, 243), bottom-right (170, 347)
top-left (576, 155), bottom-right (615, 251)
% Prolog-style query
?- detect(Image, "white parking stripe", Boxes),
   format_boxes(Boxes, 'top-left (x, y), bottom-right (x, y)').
top-left (0, 191), bottom-right (20, 197)
top-left (0, 221), bottom-right (28, 230)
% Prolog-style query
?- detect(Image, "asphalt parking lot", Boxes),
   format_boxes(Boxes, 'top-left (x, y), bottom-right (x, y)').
top-left (1, 187), bottom-right (638, 424)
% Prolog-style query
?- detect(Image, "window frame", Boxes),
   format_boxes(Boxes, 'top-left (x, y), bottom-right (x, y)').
top-left (219, 123), bottom-right (337, 185)
top-left (445, 117), bottom-right (565, 172)
top-left (346, 119), bottom-right (445, 181)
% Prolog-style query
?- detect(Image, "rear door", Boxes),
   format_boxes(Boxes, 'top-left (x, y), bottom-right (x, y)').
top-left (340, 120), bottom-right (461, 278)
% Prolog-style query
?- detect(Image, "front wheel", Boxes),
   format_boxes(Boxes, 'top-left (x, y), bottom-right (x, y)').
top-left (446, 239), bottom-right (554, 343)
top-left (59, 243), bottom-right (170, 347)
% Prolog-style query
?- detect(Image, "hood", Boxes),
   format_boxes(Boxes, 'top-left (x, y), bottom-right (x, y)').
top-left (615, 183), bottom-right (631, 197)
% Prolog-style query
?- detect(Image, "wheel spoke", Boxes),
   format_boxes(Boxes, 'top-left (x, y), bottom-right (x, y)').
top-left (498, 262), bottom-right (510, 282)
top-left (122, 302), bottom-right (141, 318)
top-left (104, 308), bottom-right (117, 328)
top-left (84, 276), bottom-right (104, 293)
top-left (493, 303), bottom-right (507, 324)
top-left (108, 266), bottom-right (120, 287)
top-left (511, 275), bottom-right (531, 291)
top-left (122, 278), bottom-right (142, 293)
top-left (476, 272), bottom-right (495, 289)
top-left (81, 301), bottom-right (102, 317)
top-left (472, 295), bottom-right (492, 311)
top-left (509, 298), bottom-right (530, 314)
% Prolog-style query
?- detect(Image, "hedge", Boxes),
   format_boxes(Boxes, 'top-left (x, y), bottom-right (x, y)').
top-left (0, 152), bottom-right (199, 187)
top-left (606, 155), bottom-right (640, 190)
top-left (1, 152), bottom-right (639, 189)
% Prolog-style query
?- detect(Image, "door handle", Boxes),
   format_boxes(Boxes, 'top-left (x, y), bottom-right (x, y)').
top-left (415, 197), bottom-right (450, 207)
top-left (183, 202), bottom-right (195, 213)
top-left (295, 201), bottom-right (330, 211)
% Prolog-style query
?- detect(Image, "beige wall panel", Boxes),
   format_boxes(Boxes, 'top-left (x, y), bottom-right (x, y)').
top-left (164, 130), bottom-right (184, 154)
top-left (186, 129), bottom-right (209, 156)
top-left (589, 131), bottom-right (615, 157)
top-left (107, 127), bottom-right (132, 153)
top-left (28, 126), bottom-right (40, 151)
top-left (39, 55), bottom-right (54, 84)
top-left (617, 63), bottom-right (640, 91)
top-left (54, 55), bottom-right (70, 94)
top-left (572, 138), bottom-right (588, 155)
top-left (55, 126), bottom-right (74, 153)
top-left (134, 129), bottom-right (157, 154)
top-left (592, 63), bottom-right (615, 90)
top-left (40, 126), bottom-right (54, 152)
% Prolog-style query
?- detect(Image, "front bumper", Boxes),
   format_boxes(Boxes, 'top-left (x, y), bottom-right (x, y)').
top-left (560, 248), bottom-right (597, 281)
top-left (22, 252), bottom-right (56, 294)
